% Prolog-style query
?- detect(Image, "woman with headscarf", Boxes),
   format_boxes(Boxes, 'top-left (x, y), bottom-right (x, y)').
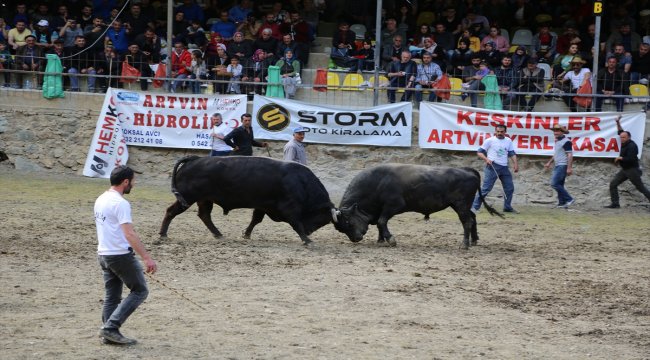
top-left (228, 31), bottom-right (253, 60)
top-left (243, 48), bottom-right (271, 96)
top-left (207, 43), bottom-right (231, 94)
top-left (275, 49), bottom-right (300, 99)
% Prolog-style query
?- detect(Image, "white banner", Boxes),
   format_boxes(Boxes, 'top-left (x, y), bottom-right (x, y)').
top-left (251, 96), bottom-right (412, 147)
top-left (83, 88), bottom-right (247, 177)
top-left (419, 103), bottom-right (646, 158)
top-left (82, 92), bottom-right (129, 177)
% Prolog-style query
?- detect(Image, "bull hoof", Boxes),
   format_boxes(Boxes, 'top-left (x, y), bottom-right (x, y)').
top-left (377, 240), bottom-right (390, 247)
top-left (213, 232), bottom-right (223, 239)
top-left (302, 241), bottom-right (314, 248)
top-left (241, 230), bottom-right (251, 240)
top-left (387, 236), bottom-right (397, 247)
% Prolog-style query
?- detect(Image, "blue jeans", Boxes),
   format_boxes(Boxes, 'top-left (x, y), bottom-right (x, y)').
top-left (170, 74), bottom-right (188, 92)
top-left (472, 163), bottom-right (515, 211)
top-left (465, 80), bottom-right (484, 107)
top-left (415, 84), bottom-right (437, 102)
top-left (551, 165), bottom-right (573, 205)
top-left (68, 67), bottom-right (96, 91)
top-left (210, 150), bottom-right (231, 156)
top-left (98, 252), bottom-right (149, 330)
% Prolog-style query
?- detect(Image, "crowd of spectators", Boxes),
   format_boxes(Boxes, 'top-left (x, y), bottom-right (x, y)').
top-left (327, 0), bottom-right (650, 110)
top-left (0, 0), bottom-right (321, 98)
top-left (1, 0), bottom-right (650, 110)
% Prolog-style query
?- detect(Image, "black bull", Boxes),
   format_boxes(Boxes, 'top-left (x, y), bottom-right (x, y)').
top-left (159, 156), bottom-right (337, 245)
top-left (333, 164), bottom-right (502, 249)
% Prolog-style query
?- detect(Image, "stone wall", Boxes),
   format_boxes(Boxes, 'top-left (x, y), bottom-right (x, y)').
top-left (1, 90), bottom-right (649, 206)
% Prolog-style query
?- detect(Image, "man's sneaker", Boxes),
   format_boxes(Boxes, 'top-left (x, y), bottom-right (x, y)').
top-left (503, 208), bottom-right (519, 214)
top-left (98, 328), bottom-right (137, 345)
top-left (563, 199), bottom-right (575, 208)
top-left (604, 204), bottom-right (620, 209)
top-left (470, 207), bottom-right (479, 214)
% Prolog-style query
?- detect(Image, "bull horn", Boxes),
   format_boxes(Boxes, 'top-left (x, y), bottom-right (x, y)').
top-left (331, 208), bottom-right (339, 223)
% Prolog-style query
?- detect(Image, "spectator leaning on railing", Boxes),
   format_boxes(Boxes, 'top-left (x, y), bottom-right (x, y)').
top-left (14, 35), bottom-right (43, 89)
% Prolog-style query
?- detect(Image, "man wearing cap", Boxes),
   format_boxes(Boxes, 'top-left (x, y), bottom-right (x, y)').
top-left (283, 127), bottom-right (308, 165)
top-left (604, 116), bottom-right (650, 209)
top-left (14, 35), bottom-right (43, 89)
top-left (545, 124), bottom-right (575, 208)
top-left (560, 56), bottom-right (591, 112)
top-left (33, 19), bottom-right (54, 50)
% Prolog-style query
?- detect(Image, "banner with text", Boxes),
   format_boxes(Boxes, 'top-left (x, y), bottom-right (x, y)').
top-left (83, 88), bottom-right (247, 178)
top-left (252, 96), bottom-right (412, 147)
top-left (419, 103), bottom-right (646, 158)
top-left (82, 92), bottom-right (129, 178)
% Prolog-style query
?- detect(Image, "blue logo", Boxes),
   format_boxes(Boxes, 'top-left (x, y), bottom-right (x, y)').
top-left (116, 92), bottom-right (140, 102)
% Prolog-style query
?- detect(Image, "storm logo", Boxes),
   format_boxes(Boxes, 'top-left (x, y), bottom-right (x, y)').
top-left (257, 104), bottom-right (290, 131)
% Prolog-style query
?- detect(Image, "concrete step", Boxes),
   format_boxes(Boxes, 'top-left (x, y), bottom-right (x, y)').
top-left (308, 52), bottom-right (330, 69)
top-left (316, 22), bottom-right (338, 37)
top-left (311, 36), bottom-right (332, 53)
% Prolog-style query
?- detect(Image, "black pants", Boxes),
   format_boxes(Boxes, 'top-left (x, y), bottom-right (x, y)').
top-left (609, 167), bottom-right (650, 205)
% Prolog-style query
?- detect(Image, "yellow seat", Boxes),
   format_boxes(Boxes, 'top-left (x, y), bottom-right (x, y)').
top-left (341, 73), bottom-right (364, 90)
top-left (416, 12), bottom-right (436, 27)
top-left (449, 77), bottom-right (463, 96)
top-left (326, 72), bottom-right (340, 90)
top-left (629, 84), bottom-right (649, 102)
top-left (368, 75), bottom-right (389, 90)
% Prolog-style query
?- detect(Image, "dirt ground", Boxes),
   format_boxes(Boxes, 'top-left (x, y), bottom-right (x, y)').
top-left (1, 168), bottom-right (649, 360)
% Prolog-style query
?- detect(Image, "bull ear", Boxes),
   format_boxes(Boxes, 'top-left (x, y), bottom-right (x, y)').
top-left (330, 208), bottom-right (339, 223)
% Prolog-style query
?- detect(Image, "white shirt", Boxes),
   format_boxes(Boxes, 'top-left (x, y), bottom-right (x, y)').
top-left (480, 135), bottom-right (516, 166)
top-left (563, 68), bottom-right (591, 90)
top-left (94, 189), bottom-right (132, 255)
top-left (212, 122), bottom-right (233, 151)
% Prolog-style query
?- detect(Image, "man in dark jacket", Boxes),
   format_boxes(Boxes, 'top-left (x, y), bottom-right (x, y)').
top-left (223, 113), bottom-right (268, 156)
top-left (125, 43), bottom-right (153, 91)
top-left (604, 115), bottom-right (650, 208)
top-left (595, 57), bottom-right (626, 112)
top-left (386, 50), bottom-right (416, 103)
top-left (64, 35), bottom-right (97, 91)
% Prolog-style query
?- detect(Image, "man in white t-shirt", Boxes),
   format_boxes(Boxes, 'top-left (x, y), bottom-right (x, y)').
top-left (471, 124), bottom-right (519, 213)
top-left (209, 112), bottom-right (233, 156)
top-left (94, 165), bottom-right (157, 345)
top-left (560, 56), bottom-right (591, 112)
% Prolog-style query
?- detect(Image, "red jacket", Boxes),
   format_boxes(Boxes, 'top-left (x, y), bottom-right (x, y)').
top-left (171, 49), bottom-right (191, 75)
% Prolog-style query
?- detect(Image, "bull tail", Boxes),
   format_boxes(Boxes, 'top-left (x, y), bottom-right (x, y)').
top-left (465, 167), bottom-right (504, 219)
top-left (171, 156), bottom-right (200, 208)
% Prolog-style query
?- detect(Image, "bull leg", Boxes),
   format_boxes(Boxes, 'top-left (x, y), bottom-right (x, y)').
top-left (289, 222), bottom-right (314, 246)
top-left (196, 200), bottom-right (222, 238)
top-left (159, 200), bottom-right (192, 237)
top-left (377, 217), bottom-right (396, 247)
top-left (455, 208), bottom-right (473, 250)
top-left (470, 211), bottom-right (479, 246)
top-left (243, 209), bottom-right (265, 239)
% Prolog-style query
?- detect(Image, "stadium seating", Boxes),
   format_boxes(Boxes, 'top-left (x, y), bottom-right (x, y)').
top-left (342, 73), bottom-right (364, 90)
top-left (350, 24), bottom-right (367, 40)
top-left (326, 72), bottom-right (340, 90)
top-left (629, 84), bottom-right (649, 103)
top-left (511, 29), bottom-right (533, 47)
top-left (536, 62), bottom-right (552, 80)
top-left (416, 12), bottom-right (436, 27)
top-left (449, 77), bottom-right (463, 95)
